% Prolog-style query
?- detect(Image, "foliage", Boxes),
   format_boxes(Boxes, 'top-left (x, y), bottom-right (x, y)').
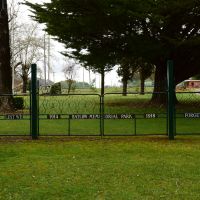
top-left (50, 82), bottom-right (61, 95)
top-left (117, 58), bottom-right (136, 85)
top-left (13, 97), bottom-right (24, 110)
top-left (76, 82), bottom-right (91, 89)
top-left (24, 0), bottom-right (121, 95)
top-left (191, 74), bottom-right (200, 80)
top-left (117, 57), bottom-right (155, 94)
top-left (25, 0), bottom-right (200, 96)
top-left (60, 81), bottom-right (91, 89)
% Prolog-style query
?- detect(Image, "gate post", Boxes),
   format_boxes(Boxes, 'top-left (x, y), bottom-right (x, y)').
top-left (167, 60), bottom-right (175, 140)
top-left (31, 64), bottom-right (39, 140)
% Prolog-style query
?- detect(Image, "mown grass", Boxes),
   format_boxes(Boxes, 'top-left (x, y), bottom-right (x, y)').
top-left (0, 136), bottom-right (200, 200)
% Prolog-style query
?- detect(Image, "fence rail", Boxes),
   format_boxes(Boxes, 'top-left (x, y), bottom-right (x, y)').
top-left (0, 93), bottom-right (31, 136)
top-left (0, 62), bottom-right (199, 139)
top-left (0, 90), bottom-right (200, 138)
top-left (175, 91), bottom-right (200, 135)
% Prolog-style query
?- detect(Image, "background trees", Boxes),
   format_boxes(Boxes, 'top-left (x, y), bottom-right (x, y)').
top-left (62, 59), bottom-right (78, 94)
top-left (25, 0), bottom-right (120, 95)
top-left (117, 58), bottom-right (136, 96)
top-left (25, 0), bottom-right (200, 89)
top-left (7, 1), bottom-right (45, 94)
top-left (135, 58), bottom-right (155, 95)
top-left (13, 23), bottom-right (44, 93)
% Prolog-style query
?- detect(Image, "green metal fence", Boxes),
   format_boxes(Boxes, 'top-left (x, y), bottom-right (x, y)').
top-left (38, 94), bottom-right (102, 136)
top-left (103, 92), bottom-right (168, 136)
top-left (0, 90), bottom-right (172, 138)
top-left (0, 94), bottom-right (31, 136)
top-left (175, 92), bottom-right (200, 135)
top-left (1, 61), bottom-right (200, 139)
top-left (36, 92), bottom-right (168, 137)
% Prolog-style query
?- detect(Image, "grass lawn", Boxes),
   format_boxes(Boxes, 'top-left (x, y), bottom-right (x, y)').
top-left (0, 136), bottom-right (200, 200)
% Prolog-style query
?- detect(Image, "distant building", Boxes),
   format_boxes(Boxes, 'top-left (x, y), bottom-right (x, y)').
top-left (184, 80), bottom-right (200, 88)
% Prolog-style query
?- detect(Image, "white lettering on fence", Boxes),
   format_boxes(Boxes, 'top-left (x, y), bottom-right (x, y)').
top-left (5, 114), bottom-right (23, 120)
top-left (184, 113), bottom-right (200, 118)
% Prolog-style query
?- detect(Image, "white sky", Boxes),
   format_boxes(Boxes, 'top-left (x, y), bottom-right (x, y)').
top-left (16, 0), bottom-right (121, 87)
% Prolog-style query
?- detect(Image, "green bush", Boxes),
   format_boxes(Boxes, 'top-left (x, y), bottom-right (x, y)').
top-left (13, 97), bottom-right (24, 110)
top-left (50, 82), bottom-right (61, 95)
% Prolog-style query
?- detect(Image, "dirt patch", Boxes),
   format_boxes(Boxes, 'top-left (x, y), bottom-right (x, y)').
top-left (0, 135), bottom-right (199, 144)
top-left (0, 136), bottom-right (32, 143)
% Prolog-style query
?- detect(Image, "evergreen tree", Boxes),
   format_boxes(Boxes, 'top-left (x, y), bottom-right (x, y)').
top-left (117, 58), bottom-right (137, 96)
top-left (25, 0), bottom-right (200, 103)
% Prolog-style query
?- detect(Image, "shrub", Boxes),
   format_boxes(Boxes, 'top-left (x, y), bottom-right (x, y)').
top-left (13, 97), bottom-right (24, 110)
top-left (50, 82), bottom-right (61, 95)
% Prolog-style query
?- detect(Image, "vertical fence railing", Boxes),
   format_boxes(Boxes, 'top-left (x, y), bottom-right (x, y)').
top-left (30, 64), bottom-right (39, 139)
top-left (1, 60), bottom-right (199, 139)
top-left (167, 60), bottom-right (175, 140)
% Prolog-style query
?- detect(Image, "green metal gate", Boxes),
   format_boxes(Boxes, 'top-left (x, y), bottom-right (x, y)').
top-left (38, 94), bottom-right (102, 136)
top-left (103, 92), bottom-right (168, 136)
top-left (4, 61), bottom-right (200, 139)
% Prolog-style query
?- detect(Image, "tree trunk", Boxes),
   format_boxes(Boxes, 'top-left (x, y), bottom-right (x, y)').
top-left (121, 66), bottom-right (130, 96)
top-left (101, 69), bottom-right (104, 96)
top-left (151, 62), bottom-right (167, 104)
top-left (0, 1), bottom-right (12, 93)
top-left (122, 78), bottom-right (128, 96)
top-left (89, 68), bottom-right (91, 85)
top-left (67, 80), bottom-right (72, 94)
top-left (140, 72), bottom-right (145, 95)
top-left (21, 65), bottom-right (29, 93)
top-left (0, 1), bottom-right (13, 112)
top-left (22, 76), bottom-right (28, 93)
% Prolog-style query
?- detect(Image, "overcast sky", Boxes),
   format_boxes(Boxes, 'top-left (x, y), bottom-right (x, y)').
top-left (16, 0), bottom-right (120, 87)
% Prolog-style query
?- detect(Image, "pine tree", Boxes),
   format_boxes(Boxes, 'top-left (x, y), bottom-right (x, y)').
top-left (25, 0), bottom-right (200, 103)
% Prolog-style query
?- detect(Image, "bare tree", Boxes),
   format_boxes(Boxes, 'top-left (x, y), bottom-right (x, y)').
top-left (13, 23), bottom-right (44, 93)
top-left (7, 1), bottom-right (45, 93)
top-left (7, 0), bottom-right (22, 93)
top-left (62, 59), bottom-right (78, 94)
